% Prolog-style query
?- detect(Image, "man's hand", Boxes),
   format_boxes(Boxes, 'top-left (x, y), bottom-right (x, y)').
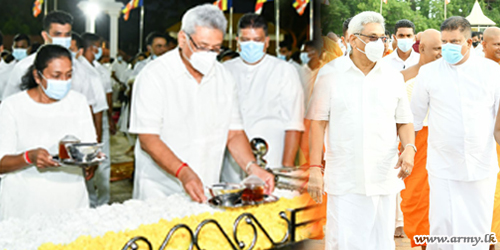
top-left (248, 164), bottom-right (275, 194)
top-left (307, 167), bottom-right (324, 203)
top-left (109, 118), bottom-right (117, 135)
top-left (395, 147), bottom-right (415, 179)
top-left (178, 166), bottom-right (207, 203)
top-left (30, 148), bottom-right (60, 169)
top-left (84, 165), bottom-right (98, 180)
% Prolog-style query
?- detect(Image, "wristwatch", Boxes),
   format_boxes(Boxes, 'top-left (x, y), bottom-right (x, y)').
top-left (405, 143), bottom-right (417, 153)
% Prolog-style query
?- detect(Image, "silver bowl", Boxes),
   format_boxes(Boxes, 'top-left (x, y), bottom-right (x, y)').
top-left (208, 183), bottom-right (244, 197)
top-left (65, 143), bottom-right (103, 163)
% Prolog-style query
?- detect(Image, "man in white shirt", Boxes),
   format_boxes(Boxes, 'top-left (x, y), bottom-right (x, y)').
top-left (307, 11), bottom-right (415, 249)
top-left (130, 32), bottom-right (169, 78)
top-left (11, 34), bottom-right (31, 62)
top-left (0, 34), bottom-right (31, 103)
top-left (278, 41), bottom-right (301, 72)
top-left (2, 12), bottom-right (108, 120)
top-left (411, 17), bottom-right (500, 250)
top-left (80, 32), bottom-right (111, 207)
top-left (111, 55), bottom-right (130, 92)
top-left (381, 19), bottom-right (420, 70)
top-left (221, 13), bottom-right (304, 183)
top-left (472, 31), bottom-right (485, 57)
top-left (299, 40), bottom-right (322, 107)
top-left (129, 4), bottom-right (274, 203)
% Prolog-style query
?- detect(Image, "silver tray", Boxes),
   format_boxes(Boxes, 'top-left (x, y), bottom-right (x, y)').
top-left (208, 193), bottom-right (279, 209)
top-left (53, 156), bottom-right (107, 167)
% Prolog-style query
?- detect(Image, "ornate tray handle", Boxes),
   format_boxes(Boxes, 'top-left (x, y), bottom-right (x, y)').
top-left (122, 236), bottom-right (153, 250)
top-left (195, 219), bottom-right (239, 250)
top-left (159, 224), bottom-right (198, 250)
top-left (233, 212), bottom-right (290, 250)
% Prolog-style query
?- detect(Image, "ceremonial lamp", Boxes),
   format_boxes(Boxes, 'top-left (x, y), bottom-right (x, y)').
top-left (249, 138), bottom-right (308, 192)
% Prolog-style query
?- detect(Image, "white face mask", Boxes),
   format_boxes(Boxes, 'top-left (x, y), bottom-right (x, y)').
top-left (184, 33), bottom-right (217, 75)
top-left (356, 36), bottom-right (385, 62)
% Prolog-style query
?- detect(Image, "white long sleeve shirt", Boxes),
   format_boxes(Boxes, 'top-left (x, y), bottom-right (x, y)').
top-left (411, 55), bottom-right (500, 181)
top-left (307, 56), bottom-right (412, 196)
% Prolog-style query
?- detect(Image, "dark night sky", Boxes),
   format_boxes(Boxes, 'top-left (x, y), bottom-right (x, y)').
top-left (0, 0), bottom-right (316, 56)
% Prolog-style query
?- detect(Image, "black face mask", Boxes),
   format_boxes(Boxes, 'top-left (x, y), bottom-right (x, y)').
top-left (472, 41), bottom-right (480, 47)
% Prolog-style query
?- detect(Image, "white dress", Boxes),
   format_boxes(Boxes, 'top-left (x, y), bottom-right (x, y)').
top-left (0, 90), bottom-right (97, 220)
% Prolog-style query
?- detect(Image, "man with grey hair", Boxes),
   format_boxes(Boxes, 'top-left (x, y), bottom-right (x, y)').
top-left (411, 17), bottom-right (500, 250)
top-left (307, 11), bottom-right (415, 249)
top-left (129, 4), bottom-right (275, 202)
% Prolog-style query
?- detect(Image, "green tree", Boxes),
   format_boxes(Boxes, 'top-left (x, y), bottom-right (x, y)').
top-left (320, 0), bottom-right (499, 36)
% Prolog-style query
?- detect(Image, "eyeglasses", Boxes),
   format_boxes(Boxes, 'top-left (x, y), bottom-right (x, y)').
top-left (186, 33), bottom-right (220, 53)
top-left (354, 33), bottom-right (388, 43)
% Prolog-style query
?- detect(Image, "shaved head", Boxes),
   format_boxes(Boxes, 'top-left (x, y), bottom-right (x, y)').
top-left (419, 29), bottom-right (442, 64)
top-left (416, 31), bottom-right (423, 41)
top-left (483, 27), bottom-right (500, 63)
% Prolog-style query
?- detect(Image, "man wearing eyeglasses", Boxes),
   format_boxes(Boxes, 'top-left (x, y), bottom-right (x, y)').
top-left (129, 4), bottom-right (275, 203)
top-left (381, 19), bottom-right (420, 71)
top-left (307, 11), bottom-right (415, 249)
top-left (219, 13), bottom-right (304, 183)
top-left (411, 17), bottom-right (500, 250)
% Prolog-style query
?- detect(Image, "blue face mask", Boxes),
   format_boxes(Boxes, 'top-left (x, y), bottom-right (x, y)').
top-left (397, 38), bottom-right (415, 53)
top-left (12, 48), bottom-right (28, 61)
top-left (48, 35), bottom-right (71, 49)
top-left (300, 52), bottom-right (310, 65)
top-left (70, 51), bottom-right (77, 59)
top-left (442, 43), bottom-right (468, 65)
top-left (117, 56), bottom-right (123, 62)
top-left (239, 41), bottom-right (265, 64)
top-left (346, 43), bottom-right (352, 55)
top-left (39, 72), bottom-right (72, 100)
top-left (94, 47), bottom-right (103, 61)
top-left (277, 53), bottom-right (287, 61)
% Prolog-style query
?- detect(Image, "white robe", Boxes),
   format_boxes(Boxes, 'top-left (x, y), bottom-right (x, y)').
top-left (326, 193), bottom-right (396, 250)
top-left (427, 175), bottom-right (497, 250)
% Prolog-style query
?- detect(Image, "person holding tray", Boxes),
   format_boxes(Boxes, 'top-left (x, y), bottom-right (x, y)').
top-left (0, 44), bottom-right (97, 220)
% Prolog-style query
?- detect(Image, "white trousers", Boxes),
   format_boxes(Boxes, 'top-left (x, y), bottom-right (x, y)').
top-left (85, 113), bottom-right (111, 207)
top-left (325, 193), bottom-right (396, 250)
top-left (428, 175), bottom-right (497, 250)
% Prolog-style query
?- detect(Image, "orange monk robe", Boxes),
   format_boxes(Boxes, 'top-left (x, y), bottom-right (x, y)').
top-left (400, 127), bottom-right (430, 247)
top-left (384, 48), bottom-right (393, 57)
top-left (321, 36), bottom-right (343, 64)
top-left (492, 145), bottom-right (500, 239)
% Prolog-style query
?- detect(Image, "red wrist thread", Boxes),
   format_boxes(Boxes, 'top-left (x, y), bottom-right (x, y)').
top-left (175, 163), bottom-right (188, 178)
top-left (24, 151), bottom-right (32, 164)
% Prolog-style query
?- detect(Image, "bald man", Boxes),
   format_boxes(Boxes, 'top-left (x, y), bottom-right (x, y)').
top-left (400, 29), bottom-right (442, 250)
top-left (483, 27), bottom-right (500, 63)
top-left (484, 27), bottom-right (500, 250)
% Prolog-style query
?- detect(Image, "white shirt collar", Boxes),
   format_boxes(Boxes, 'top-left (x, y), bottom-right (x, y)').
top-left (387, 48), bottom-right (419, 62)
